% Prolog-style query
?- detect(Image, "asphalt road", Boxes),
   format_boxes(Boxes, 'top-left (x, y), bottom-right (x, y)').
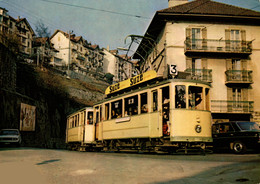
top-left (0, 147), bottom-right (259, 184)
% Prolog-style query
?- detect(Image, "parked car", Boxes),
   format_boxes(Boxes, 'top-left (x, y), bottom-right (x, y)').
top-left (212, 121), bottom-right (260, 153)
top-left (0, 129), bottom-right (22, 146)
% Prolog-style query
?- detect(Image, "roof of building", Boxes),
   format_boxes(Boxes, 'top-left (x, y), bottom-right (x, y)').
top-left (159, 0), bottom-right (260, 17)
top-left (133, 0), bottom-right (260, 60)
top-left (16, 17), bottom-right (35, 36)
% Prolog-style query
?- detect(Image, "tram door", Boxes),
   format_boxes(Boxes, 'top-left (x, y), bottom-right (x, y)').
top-left (94, 106), bottom-right (100, 141)
top-left (162, 86), bottom-right (170, 136)
top-left (84, 110), bottom-right (94, 143)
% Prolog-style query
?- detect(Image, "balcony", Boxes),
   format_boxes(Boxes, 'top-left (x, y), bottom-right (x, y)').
top-left (211, 100), bottom-right (254, 113)
top-left (225, 70), bottom-right (253, 84)
top-left (76, 54), bottom-right (85, 61)
top-left (185, 68), bottom-right (212, 83)
top-left (185, 39), bottom-right (252, 57)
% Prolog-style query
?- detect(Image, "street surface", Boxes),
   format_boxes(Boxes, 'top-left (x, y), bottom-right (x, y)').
top-left (0, 147), bottom-right (259, 184)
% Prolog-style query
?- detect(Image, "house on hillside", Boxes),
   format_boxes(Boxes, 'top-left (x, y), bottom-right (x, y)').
top-left (103, 48), bottom-right (134, 83)
top-left (16, 17), bottom-right (35, 56)
top-left (0, 7), bottom-right (35, 56)
top-left (32, 37), bottom-right (61, 66)
top-left (50, 30), bottom-right (104, 78)
top-left (133, 0), bottom-right (260, 123)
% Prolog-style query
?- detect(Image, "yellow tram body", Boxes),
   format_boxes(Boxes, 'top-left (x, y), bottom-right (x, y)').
top-left (66, 107), bottom-right (94, 150)
top-left (93, 71), bottom-right (212, 152)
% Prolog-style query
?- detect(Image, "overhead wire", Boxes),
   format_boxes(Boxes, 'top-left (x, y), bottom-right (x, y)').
top-left (1, 0), bottom-right (67, 32)
top-left (38, 0), bottom-right (152, 20)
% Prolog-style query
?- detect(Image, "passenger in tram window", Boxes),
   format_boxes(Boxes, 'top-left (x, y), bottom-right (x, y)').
top-left (175, 85), bottom-right (186, 108)
top-left (116, 109), bottom-right (122, 118)
top-left (88, 114), bottom-right (93, 125)
top-left (125, 111), bottom-right (129, 117)
top-left (112, 110), bottom-right (117, 119)
top-left (133, 108), bottom-right (138, 115)
top-left (163, 97), bottom-right (170, 105)
top-left (141, 104), bottom-right (147, 113)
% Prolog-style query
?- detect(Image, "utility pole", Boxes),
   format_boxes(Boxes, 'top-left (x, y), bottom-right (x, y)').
top-left (67, 30), bottom-right (73, 73)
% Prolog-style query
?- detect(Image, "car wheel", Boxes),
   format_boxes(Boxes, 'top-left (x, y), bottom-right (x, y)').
top-left (232, 141), bottom-right (246, 154)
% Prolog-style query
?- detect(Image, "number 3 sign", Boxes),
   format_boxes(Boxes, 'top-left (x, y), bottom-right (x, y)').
top-left (169, 65), bottom-right (178, 75)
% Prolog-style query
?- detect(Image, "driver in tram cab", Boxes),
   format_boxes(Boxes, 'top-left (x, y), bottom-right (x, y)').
top-left (88, 114), bottom-right (93, 125)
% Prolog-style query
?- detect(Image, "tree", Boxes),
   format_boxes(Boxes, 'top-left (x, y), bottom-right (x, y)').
top-left (35, 20), bottom-right (51, 37)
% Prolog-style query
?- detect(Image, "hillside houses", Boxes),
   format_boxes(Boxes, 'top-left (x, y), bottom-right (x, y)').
top-left (0, 6), bottom-right (134, 83)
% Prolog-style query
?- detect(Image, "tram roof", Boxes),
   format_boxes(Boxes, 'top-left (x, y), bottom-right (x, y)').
top-left (95, 74), bottom-right (211, 105)
top-left (67, 106), bottom-right (93, 118)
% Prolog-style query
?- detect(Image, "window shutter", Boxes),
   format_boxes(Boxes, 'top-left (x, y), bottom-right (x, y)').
top-left (186, 57), bottom-right (192, 69)
top-left (186, 28), bottom-right (191, 39)
top-left (227, 87), bottom-right (232, 101)
top-left (226, 59), bottom-right (232, 70)
top-left (242, 88), bottom-right (248, 101)
top-left (202, 28), bottom-right (207, 49)
top-left (241, 59), bottom-right (247, 70)
top-left (241, 30), bottom-right (246, 51)
top-left (225, 29), bottom-right (230, 51)
top-left (186, 28), bottom-right (191, 50)
top-left (202, 58), bottom-right (207, 69)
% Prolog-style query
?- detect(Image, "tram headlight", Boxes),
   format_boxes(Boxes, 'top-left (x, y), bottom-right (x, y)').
top-left (195, 125), bottom-right (202, 133)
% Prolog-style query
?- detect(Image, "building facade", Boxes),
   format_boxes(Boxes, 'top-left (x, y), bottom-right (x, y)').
top-left (133, 0), bottom-right (260, 123)
top-left (0, 7), bottom-right (35, 56)
top-left (103, 48), bottom-right (134, 83)
top-left (50, 30), bottom-right (104, 77)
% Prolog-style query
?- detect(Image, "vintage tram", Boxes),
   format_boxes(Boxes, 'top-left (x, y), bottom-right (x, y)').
top-left (66, 70), bottom-right (212, 153)
top-left (66, 107), bottom-right (94, 151)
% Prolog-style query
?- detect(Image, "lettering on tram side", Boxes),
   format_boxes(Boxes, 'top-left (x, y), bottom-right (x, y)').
top-left (130, 74), bottom-right (143, 86)
top-left (110, 83), bottom-right (120, 93)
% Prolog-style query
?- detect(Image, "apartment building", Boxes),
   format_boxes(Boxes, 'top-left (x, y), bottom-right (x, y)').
top-left (0, 7), bottom-right (35, 56)
top-left (50, 30), bottom-right (104, 76)
top-left (103, 48), bottom-right (134, 83)
top-left (133, 0), bottom-right (260, 123)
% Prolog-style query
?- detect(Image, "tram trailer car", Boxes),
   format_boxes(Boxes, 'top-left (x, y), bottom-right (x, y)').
top-left (66, 107), bottom-right (94, 151)
top-left (93, 71), bottom-right (212, 153)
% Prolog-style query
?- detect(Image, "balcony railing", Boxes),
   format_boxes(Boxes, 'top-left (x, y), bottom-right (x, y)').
top-left (225, 70), bottom-right (253, 84)
top-left (185, 68), bottom-right (212, 82)
top-left (185, 39), bottom-right (252, 54)
top-left (76, 54), bottom-right (85, 61)
top-left (211, 100), bottom-right (254, 113)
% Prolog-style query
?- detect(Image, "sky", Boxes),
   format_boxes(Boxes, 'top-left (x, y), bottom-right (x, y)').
top-left (0, 0), bottom-right (260, 52)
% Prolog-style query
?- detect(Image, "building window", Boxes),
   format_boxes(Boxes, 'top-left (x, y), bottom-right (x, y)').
top-left (191, 28), bottom-right (201, 49)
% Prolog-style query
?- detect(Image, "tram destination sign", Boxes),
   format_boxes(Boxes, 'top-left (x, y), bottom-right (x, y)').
top-left (105, 70), bottom-right (157, 95)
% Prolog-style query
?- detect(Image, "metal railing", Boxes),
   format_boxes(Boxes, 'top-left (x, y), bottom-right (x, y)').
top-left (225, 70), bottom-right (253, 83)
top-left (211, 100), bottom-right (254, 113)
top-left (185, 39), bottom-right (252, 53)
top-left (185, 68), bottom-right (212, 82)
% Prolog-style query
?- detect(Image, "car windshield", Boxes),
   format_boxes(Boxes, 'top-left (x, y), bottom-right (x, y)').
top-left (236, 122), bottom-right (260, 131)
top-left (0, 130), bottom-right (19, 135)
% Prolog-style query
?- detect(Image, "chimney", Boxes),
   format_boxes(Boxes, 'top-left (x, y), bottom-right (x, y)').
top-left (107, 45), bottom-right (110, 51)
top-left (168, 0), bottom-right (189, 8)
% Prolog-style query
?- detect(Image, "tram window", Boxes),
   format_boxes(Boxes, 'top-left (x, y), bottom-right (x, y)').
top-left (105, 103), bottom-right (110, 120)
top-left (162, 86), bottom-right (170, 104)
top-left (205, 88), bottom-right (210, 111)
top-left (124, 95), bottom-right (138, 116)
top-left (95, 106), bottom-right (99, 123)
top-left (83, 111), bottom-right (86, 125)
top-left (152, 90), bottom-right (158, 112)
top-left (74, 116), bottom-right (77, 127)
top-left (100, 106), bottom-right (102, 121)
top-left (188, 86), bottom-right (203, 110)
top-left (175, 85), bottom-right (186, 108)
top-left (111, 100), bottom-right (122, 118)
top-left (141, 93), bottom-right (148, 113)
top-left (87, 111), bottom-right (93, 125)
